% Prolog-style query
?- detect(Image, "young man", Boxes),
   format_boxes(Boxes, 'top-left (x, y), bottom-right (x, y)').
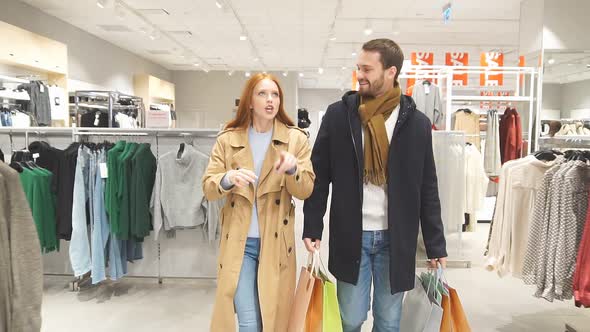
top-left (303, 39), bottom-right (448, 332)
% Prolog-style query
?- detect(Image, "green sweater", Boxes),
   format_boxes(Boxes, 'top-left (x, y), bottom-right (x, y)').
top-left (19, 167), bottom-right (58, 253)
top-left (118, 143), bottom-right (139, 240)
top-left (105, 141), bottom-right (126, 235)
top-left (130, 144), bottom-right (157, 241)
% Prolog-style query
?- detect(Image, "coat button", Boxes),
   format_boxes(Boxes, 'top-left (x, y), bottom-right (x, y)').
top-left (283, 219), bottom-right (288, 225)
top-left (296, 175), bottom-right (300, 181)
top-left (226, 234), bottom-right (229, 240)
top-left (220, 264), bottom-right (223, 269)
top-left (288, 247), bottom-right (292, 253)
top-left (275, 232), bottom-right (278, 238)
top-left (231, 202), bottom-right (235, 208)
top-left (275, 199), bottom-right (280, 205)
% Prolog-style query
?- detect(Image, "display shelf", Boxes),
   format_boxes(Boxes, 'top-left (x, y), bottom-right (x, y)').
top-left (0, 74), bottom-right (29, 84)
top-left (450, 96), bottom-right (531, 102)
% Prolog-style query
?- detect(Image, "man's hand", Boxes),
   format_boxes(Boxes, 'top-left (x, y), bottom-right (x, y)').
top-left (303, 238), bottom-right (321, 253)
top-left (274, 151), bottom-right (297, 174)
top-left (428, 257), bottom-right (447, 269)
top-left (226, 169), bottom-right (257, 188)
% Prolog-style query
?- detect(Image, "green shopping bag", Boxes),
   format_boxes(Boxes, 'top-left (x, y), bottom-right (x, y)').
top-left (321, 278), bottom-right (343, 332)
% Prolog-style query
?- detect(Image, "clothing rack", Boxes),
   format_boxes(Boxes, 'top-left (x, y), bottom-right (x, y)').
top-left (430, 130), bottom-right (471, 268)
top-left (538, 136), bottom-right (590, 149)
top-left (0, 127), bottom-right (220, 289)
top-left (74, 91), bottom-right (144, 128)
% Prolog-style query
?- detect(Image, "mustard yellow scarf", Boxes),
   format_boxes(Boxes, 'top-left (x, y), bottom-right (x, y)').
top-left (358, 86), bottom-right (401, 186)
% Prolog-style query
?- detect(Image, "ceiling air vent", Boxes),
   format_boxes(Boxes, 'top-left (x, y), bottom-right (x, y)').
top-left (147, 50), bottom-right (172, 55)
top-left (97, 25), bottom-right (134, 32)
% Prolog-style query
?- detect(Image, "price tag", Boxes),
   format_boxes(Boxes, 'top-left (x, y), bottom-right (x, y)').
top-left (100, 163), bottom-right (108, 178)
top-left (33, 153), bottom-right (40, 160)
top-left (424, 84), bottom-right (431, 95)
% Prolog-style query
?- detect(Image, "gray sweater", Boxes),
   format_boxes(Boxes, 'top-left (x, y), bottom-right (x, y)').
top-left (0, 162), bottom-right (43, 332)
top-left (150, 145), bottom-right (210, 240)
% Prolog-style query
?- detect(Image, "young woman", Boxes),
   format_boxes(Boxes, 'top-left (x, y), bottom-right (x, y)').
top-left (203, 73), bottom-right (315, 332)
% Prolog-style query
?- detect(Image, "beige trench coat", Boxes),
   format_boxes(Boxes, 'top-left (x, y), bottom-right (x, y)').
top-left (202, 119), bottom-right (315, 332)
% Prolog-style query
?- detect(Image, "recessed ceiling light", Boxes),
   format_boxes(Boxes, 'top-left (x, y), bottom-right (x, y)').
top-left (215, 1), bottom-right (223, 9)
top-left (363, 20), bottom-right (373, 36)
top-left (203, 68), bottom-right (210, 73)
top-left (149, 29), bottom-right (160, 40)
top-left (318, 67), bottom-right (324, 74)
top-left (228, 70), bottom-right (234, 76)
top-left (96, 0), bottom-right (111, 9)
top-left (342, 66), bottom-right (347, 70)
top-left (240, 30), bottom-right (247, 41)
top-left (245, 72), bottom-right (251, 77)
top-left (254, 57), bottom-right (260, 62)
top-left (193, 63), bottom-right (200, 67)
top-left (547, 58), bottom-right (555, 65)
top-left (299, 72), bottom-right (304, 77)
top-left (330, 36), bottom-right (337, 41)
top-left (392, 21), bottom-right (401, 36)
top-left (282, 71), bottom-right (288, 77)
top-left (352, 51), bottom-right (357, 57)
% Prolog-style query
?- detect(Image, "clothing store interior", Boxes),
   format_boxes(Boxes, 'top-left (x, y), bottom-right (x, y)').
top-left (1, 0), bottom-right (590, 331)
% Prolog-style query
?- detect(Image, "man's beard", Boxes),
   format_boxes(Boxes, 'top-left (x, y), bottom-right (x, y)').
top-left (358, 74), bottom-right (385, 97)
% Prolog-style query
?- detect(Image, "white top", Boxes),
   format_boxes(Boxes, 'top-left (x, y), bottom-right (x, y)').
top-left (361, 104), bottom-right (399, 231)
top-left (485, 156), bottom-right (535, 274)
top-left (506, 157), bottom-right (558, 278)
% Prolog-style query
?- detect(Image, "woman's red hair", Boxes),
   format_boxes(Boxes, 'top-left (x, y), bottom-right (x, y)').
top-left (226, 73), bottom-right (294, 129)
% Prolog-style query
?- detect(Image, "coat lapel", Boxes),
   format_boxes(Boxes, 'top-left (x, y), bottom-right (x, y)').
top-left (228, 129), bottom-right (255, 203)
top-left (258, 119), bottom-right (290, 195)
top-left (347, 94), bottom-right (364, 172)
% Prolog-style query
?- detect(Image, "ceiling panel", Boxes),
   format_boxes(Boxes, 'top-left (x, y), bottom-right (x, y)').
top-left (20, 0), bottom-right (527, 88)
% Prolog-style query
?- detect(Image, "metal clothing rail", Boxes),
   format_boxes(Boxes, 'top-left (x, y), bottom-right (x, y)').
top-left (0, 127), bottom-right (219, 146)
top-left (0, 126), bottom-right (220, 289)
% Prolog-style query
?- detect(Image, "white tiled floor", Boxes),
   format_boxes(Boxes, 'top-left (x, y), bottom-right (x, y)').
top-left (41, 222), bottom-right (590, 332)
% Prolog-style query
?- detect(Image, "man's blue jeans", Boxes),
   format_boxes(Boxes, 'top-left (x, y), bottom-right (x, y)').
top-left (337, 231), bottom-right (404, 332)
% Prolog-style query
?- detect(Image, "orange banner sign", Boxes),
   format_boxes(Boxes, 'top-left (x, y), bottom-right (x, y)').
top-left (519, 55), bottom-right (526, 86)
top-left (407, 52), bottom-right (434, 91)
top-left (445, 52), bottom-right (469, 86)
top-left (480, 52), bottom-right (504, 86)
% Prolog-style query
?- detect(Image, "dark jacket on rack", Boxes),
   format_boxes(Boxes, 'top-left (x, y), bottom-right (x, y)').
top-left (17, 81), bottom-right (51, 126)
top-left (303, 92), bottom-right (447, 294)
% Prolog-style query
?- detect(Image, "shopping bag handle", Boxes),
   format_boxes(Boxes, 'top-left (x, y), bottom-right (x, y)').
top-left (306, 250), bottom-right (319, 275)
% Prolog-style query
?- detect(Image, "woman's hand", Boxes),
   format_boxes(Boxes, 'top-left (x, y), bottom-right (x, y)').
top-left (274, 151), bottom-right (297, 174)
top-left (226, 169), bottom-right (257, 188)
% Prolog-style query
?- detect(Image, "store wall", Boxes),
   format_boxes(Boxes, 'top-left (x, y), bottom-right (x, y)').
top-left (298, 88), bottom-right (343, 144)
top-left (172, 71), bottom-right (298, 129)
top-left (561, 79), bottom-right (590, 119)
top-left (519, 0), bottom-right (544, 58)
top-left (541, 83), bottom-right (562, 119)
top-left (0, 0), bottom-right (171, 94)
top-left (543, 0), bottom-right (590, 51)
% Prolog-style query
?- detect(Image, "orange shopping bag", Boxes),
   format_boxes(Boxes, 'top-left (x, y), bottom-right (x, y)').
top-left (288, 252), bottom-right (319, 332)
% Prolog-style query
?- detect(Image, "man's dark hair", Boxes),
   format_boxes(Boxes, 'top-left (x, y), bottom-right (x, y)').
top-left (362, 38), bottom-right (404, 82)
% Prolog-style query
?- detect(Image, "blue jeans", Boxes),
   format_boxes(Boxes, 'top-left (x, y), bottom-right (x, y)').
top-left (337, 231), bottom-right (404, 332)
top-left (234, 237), bottom-right (262, 332)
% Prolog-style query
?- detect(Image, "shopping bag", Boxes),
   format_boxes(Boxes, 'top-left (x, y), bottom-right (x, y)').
top-left (288, 252), bottom-right (319, 332)
top-left (304, 273), bottom-right (323, 332)
top-left (400, 272), bottom-right (444, 332)
top-left (439, 286), bottom-right (471, 332)
top-left (322, 278), bottom-right (343, 332)
top-left (304, 251), bottom-right (343, 332)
